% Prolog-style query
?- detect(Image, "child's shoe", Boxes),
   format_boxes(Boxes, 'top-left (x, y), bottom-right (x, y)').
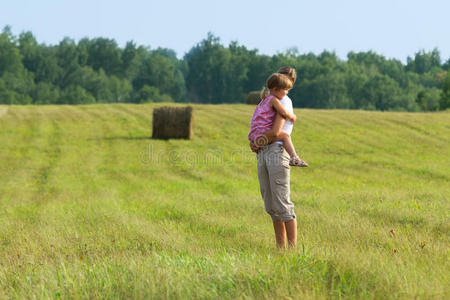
top-left (289, 156), bottom-right (308, 167)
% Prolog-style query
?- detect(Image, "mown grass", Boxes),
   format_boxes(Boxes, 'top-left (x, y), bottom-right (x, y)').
top-left (0, 103), bottom-right (449, 299)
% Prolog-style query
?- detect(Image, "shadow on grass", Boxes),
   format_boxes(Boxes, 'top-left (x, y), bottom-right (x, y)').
top-left (88, 136), bottom-right (190, 141)
top-left (87, 136), bottom-right (151, 141)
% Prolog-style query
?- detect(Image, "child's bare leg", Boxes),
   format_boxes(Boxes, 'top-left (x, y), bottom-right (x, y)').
top-left (270, 132), bottom-right (308, 167)
top-left (263, 130), bottom-right (297, 158)
top-left (278, 134), bottom-right (297, 158)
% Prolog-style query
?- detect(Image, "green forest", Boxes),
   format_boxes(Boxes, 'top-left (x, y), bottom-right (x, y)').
top-left (1, 27), bottom-right (449, 111)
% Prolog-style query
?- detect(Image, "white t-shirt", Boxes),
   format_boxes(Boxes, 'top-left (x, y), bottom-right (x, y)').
top-left (275, 95), bottom-right (294, 145)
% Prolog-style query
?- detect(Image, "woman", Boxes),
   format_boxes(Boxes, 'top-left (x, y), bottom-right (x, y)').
top-left (249, 67), bottom-right (299, 249)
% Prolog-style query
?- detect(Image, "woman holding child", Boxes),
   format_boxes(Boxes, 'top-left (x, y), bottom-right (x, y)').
top-left (248, 67), bottom-right (307, 249)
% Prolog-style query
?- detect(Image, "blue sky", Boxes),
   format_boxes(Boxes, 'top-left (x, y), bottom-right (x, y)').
top-left (2, 0), bottom-right (449, 63)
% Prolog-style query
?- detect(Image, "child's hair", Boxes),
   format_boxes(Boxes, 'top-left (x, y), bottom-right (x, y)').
top-left (267, 73), bottom-right (293, 90)
top-left (277, 66), bottom-right (297, 84)
top-left (260, 72), bottom-right (293, 99)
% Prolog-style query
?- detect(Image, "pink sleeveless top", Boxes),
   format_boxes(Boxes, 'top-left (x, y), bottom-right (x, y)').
top-left (248, 95), bottom-right (276, 142)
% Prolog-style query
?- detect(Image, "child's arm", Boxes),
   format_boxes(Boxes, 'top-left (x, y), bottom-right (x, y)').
top-left (270, 97), bottom-right (296, 123)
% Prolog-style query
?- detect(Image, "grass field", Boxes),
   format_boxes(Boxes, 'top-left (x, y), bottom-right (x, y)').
top-left (0, 103), bottom-right (449, 299)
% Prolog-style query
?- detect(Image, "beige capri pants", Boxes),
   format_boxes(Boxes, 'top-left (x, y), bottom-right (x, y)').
top-left (257, 143), bottom-right (296, 222)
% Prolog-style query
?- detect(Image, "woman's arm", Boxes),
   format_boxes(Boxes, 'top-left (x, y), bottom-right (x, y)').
top-left (267, 113), bottom-right (286, 139)
top-left (252, 113), bottom-right (286, 149)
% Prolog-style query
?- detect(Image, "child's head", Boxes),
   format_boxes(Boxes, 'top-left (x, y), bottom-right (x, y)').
top-left (260, 68), bottom-right (296, 100)
top-left (265, 73), bottom-right (293, 100)
top-left (267, 73), bottom-right (293, 91)
top-left (277, 66), bottom-right (297, 84)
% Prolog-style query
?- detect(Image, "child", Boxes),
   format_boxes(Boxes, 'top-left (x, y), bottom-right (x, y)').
top-left (248, 72), bottom-right (308, 167)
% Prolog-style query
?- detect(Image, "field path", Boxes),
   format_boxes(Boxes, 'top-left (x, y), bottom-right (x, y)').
top-left (0, 106), bottom-right (8, 118)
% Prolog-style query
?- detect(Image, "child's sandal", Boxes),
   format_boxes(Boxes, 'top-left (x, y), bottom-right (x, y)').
top-left (289, 156), bottom-right (309, 167)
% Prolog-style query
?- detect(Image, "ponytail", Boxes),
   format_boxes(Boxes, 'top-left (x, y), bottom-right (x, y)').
top-left (260, 86), bottom-right (270, 100)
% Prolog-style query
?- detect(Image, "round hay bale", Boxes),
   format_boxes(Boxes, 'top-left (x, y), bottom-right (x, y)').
top-left (152, 106), bottom-right (193, 139)
top-left (246, 91), bottom-right (261, 105)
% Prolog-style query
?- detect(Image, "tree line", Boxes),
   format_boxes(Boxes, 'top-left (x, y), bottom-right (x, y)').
top-left (1, 27), bottom-right (449, 111)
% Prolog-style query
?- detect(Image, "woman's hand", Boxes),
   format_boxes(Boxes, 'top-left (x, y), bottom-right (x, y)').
top-left (249, 141), bottom-right (259, 153)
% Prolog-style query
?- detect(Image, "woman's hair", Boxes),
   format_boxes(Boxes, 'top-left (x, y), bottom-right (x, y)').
top-left (277, 66), bottom-right (297, 84)
top-left (260, 73), bottom-right (293, 99)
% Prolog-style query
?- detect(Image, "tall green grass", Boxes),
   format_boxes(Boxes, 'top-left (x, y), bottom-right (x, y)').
top-left (0, 103), bottom-right (448, 299)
